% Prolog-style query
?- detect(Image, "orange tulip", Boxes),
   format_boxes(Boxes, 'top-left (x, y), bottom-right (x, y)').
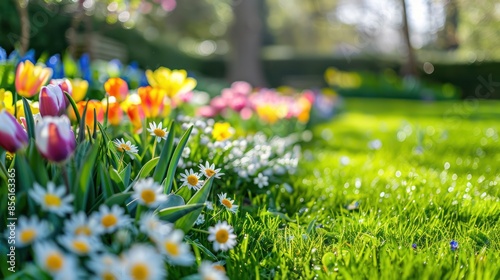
top-left (104, 78), bottom-right (128, 102)
top-left (102, 96), bottom-right (123, 126)
top-left (69, 100), bottom-right (104, 129)
top-left (121, 94), bottom-right (144, 132)
top-left (15, 61), bottom-right (52, 98)
top-left (137, 86), bottom-right (167, 118)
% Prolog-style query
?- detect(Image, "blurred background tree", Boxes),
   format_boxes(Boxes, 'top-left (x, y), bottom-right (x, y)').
top-left (1, 0), bottom-right (499, 94)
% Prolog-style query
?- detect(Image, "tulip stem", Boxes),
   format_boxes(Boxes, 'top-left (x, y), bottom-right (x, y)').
top-left (61, 164), bottom-right (71, 194)
top-left (191, 228), bottom-right (210, 235)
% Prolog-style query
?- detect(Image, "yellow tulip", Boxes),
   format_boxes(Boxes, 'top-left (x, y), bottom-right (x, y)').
top-left (15, 61), bottom-right (52, 98)
top-left (15, 99), bottom-right (39, 121)
top-left (70, 79), bottom-right (89, 102)
top-left (0, 89), bottom-right (15, 115)
top-left (145, 67), bottom-right (196, 97)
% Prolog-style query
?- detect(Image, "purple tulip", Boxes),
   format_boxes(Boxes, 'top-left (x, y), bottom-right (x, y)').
top-left (35, 115), bottom-right (76, 162)
top-left (0, 110), bottom-right (29, 153)
top-left (39, 84), bottom-right (67, 117)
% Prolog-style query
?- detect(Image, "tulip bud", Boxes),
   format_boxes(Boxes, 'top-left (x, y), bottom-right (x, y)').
top-left (0, 110), bottom-right (29, 153)
top-left (35, 115), bottom-right (76, 162)
top-left (39, 85), bottom-right (66, 117)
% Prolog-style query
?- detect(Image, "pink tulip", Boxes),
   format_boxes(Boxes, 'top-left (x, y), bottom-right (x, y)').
top-left (197, 106), bottom-right (217, 118)
top-left (39, 85), bottom-right (66, 117)
top-left (35, 115), bottom-right (76, 162)
top-left (0, 110), bottom-right (29, 153)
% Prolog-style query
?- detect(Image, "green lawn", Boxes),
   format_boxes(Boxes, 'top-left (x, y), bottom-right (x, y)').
top-left (220, 99), bottom-right (500, 279)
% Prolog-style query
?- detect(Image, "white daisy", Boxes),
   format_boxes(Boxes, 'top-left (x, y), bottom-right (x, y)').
top-left (122, 244), bottom-right (166, 280)
top-left (208, 221), bottom-right (237, 252)
top-left (87, 253), bottom-right (122, 280)
top-left (199, 161), bottom-right (224, 179)
top-left (139, 212), bottom-right (173, 239)
top-left (34, 242), bottom-right (78, 279)
top-left (253, 173), bottom-right (269, 189)
top-left (180, 169), bottom-right (204, 190)
top-left (199, 261), bottom-right (229, 280)
top-left (92, 205), bottom-right (130, 234)
top-left (29, 182), bottom-right (74, 216)
top-left (218, 193), bottom-right (238, 214)
top-left (132, 178), bottom-right (168, 207)
top-left (58, 234), bottom-right (101, 256)
top-left (15, 216), bottom-right (50, 247)
top-left (147, 122), bottom-right (168, 143)
top-left (154, 229), bottom-right (195, 266)
top-left (113, 138), bottom-right (139, 159)
top-left (64, 212), bottom-right (99, 237)
top-left (195, 214), bottom-right (205, 225)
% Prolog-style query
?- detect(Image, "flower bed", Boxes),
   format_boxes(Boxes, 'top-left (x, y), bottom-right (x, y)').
top-left (0, 49), bottom-right (341, 279)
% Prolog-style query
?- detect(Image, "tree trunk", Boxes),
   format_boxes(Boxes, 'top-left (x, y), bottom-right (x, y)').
top-left (227, 0), bottom-right (267, 87)
top-left (14, 0), bottom-right (30, 55)
top-left (400, 0), bottom-right (418, 77)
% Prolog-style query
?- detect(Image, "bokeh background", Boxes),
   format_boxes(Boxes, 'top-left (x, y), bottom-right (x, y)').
top-left (1, 0), bottom-right (499, 99)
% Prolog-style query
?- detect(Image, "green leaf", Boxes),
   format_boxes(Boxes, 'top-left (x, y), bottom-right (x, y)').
top-left (264, 211), bottom-right (296, 222)
top-left (104, 192), bottom-right (133, 207)
top-left (22, 97), bottom-right (35, 139)
top-left (157, 204), bottom-right (204, 223)
top-left (135, 157), bottom-right (160, 180)
top-left (75, 142), bottom-right (99, 211)
top-left (322, 252), bottom-right (337, 273)
top-left (78, 100), bottom-right (90, 143)
top-left (152, 121), bottom-right (175, 182)
top-left (26, 139), bottom-right (49, 186)
top-left (64, 91), bottom-right (80, 124)
top-left (157, 194), bottom-right (185, 209)
top-left (175, 185), bottom-right (191, 202)
top-left (164, 125), bottom-right (193, 194)
top-left (120, 164), bottom-right (132, 187)
top-left (175, 177), bottom-right (213, 232)
top-left (109, 167), bottom-right (125, 192)
top-left (99, 163), bottom-right (114, 199)
top-left (186, 237), bottom-right (218, 260)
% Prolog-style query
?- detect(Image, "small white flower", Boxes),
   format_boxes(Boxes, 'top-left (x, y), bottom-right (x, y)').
top-left (208, 221), bottom-right (237, 252)
top-left (198, 261), bottom-right (228, 280)
top-left (182, 147), bottom-right (191, 158)
top-left (154, 229), bottom-right (194, 266)
top-left (369, 139), bottom-right (382, 150)
top-left (132, 178), bottom-right (168, 207)
top-left (195, 214), bottom-right (205, 225)
top-left (64, 212), bottom-right (99, 237)
top-left (92, 205), bottom-right (130, 234)
top-left (206, 201), bottom-right (214, 211)
top-left (139, 212), bottom-right (173, 239)
top-left (218, 193), bottom-right (238, 214)
top-left (15, 216), bottom-right (50, 247)
top-left (199, 161), bottom-right (224, 179)
top-left (180, 169), bottom-right (204, 190)
top-left (122, 244), bottom-right (166, 280)
top-left (87, 253), bottom-right (122, 280)
top-left (254, 173), bottom-right (269, 189)
top-left (113, 138), bottom-right (139, 159)
top-left (34, 242), bottom-right (78, 279)
top-left (147, 121), bottom-right (168, 143)
top-left (29, 182), bottom-right (74, 216)
top-left (59, 234), bottom-right (101, 256)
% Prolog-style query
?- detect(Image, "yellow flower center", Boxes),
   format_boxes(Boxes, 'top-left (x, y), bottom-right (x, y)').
top-left (165, 241), bottom-right (179, 256)
top-left (205, 168), bottom-right (216, 177)
top-left (102, 272), bottom-right (116, 280)
top-left (20, 229), bottom-right (37, 243)
top-left (119, 144), bottom-right (131, 152)
top-left (213, 264), bottom-right (226, 273)
top-left (72, 240), bottom-right (90, 253)
top-left (153, 128), bottom-right (166, 138)
top-left (221, 198), bottom-right (233, 209)
top-left (215, 229), bottom-right (229, 243)
top-left (45, 252), bottom-right (64, 272)
top-left (101, 214), bottom-right (118, 228)
top-left (44, 194), bottom-right (62, 207)
top-left (141, 189), bottom-right (156, 204)
top-left (75, 226), bottom-right (92, 236)
top-left (187, 174), bottom-right (199, 186)
top-left (130, 263), bottom-right (150, 280)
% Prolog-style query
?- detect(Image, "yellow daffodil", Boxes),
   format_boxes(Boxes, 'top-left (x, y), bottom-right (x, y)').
top-left (145, 67), bottom-right (196, 97)
top-left (15, 61), bottom-right (52, 98)
top-left (212, 122), bottom-right (233, 141)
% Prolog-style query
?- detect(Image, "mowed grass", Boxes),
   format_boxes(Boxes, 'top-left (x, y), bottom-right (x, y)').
top-left (214, 99), bottom-right (500, 280)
